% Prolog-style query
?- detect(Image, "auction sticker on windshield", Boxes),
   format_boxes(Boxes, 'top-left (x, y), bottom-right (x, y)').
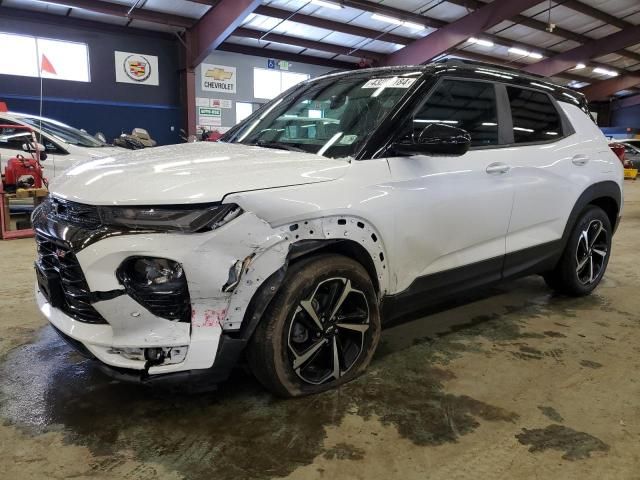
top-left (362, 77), bottom-right (416, 89)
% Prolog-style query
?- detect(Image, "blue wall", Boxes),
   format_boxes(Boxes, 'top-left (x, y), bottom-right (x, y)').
top-left (611, 104), bottom-right (640, 131)
top-left (0, 8), bottom-right (183, 145)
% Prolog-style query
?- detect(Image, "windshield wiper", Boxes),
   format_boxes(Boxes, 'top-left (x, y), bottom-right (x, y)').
top-left (249, 141), bottom-right (306, 153)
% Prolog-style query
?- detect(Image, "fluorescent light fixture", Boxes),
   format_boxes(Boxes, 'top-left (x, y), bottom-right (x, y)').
top-left (513, 126), bottom-right (534, 133)
top-left (414, 119), bottom-right (458, 124)
top-left (311, 0), bottom-right (342, 9)
top-left (575, 63), bottom-right (586, 70)
top-left (468, 37), bottom-right (494, 47)
top-left (593, 67), bottom-right (618, 77)
top-left (371, 13), bottom-right (424, 30)
top-left (508, 47), bottom-right (530, 56)
top-left (403, 21), bottom-right (425, 30)
top-left (482, 122), bottom-right (498, 126)
top-left (528, 52), bottom-right (543, 59)
top-left (545, 131), bottom-right (559, 135)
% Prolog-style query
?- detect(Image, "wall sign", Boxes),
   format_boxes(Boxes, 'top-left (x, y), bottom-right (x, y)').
top-left (115, 51), bottom-right (159, 86)
top-left (201, 64), bottom-right (236, 93)
top-left (198, 106), bottom-right (222, 127)
top-left (210, 98), bottom-right (233, 109)
top-left (267, 59), bottom-right (289, 71)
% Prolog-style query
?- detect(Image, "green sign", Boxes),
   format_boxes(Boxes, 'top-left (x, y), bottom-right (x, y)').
top-left (198, 107), bottom-right (221, 117)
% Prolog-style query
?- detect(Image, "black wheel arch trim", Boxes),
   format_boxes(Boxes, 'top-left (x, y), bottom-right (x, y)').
top-left (560, 181), bottom-right (621, 249)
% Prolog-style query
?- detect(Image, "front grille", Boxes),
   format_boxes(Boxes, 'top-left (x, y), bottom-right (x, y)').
top-left (42, 197), bottom-right (101, 229)
top-left (36, 234), bottom-right (107, 324)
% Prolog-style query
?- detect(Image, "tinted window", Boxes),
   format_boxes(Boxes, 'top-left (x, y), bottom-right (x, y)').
top-left (411, 79), bottom-right (499, 147)
top-left (507, 87), bottom-right (562, 143)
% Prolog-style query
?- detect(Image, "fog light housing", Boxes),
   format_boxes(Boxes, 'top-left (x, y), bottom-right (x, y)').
top-left (117, 256), bottom-right (191, 322)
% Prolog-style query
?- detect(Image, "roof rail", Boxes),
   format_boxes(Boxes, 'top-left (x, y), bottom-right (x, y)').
top-left (433, 57), bottom-right (550, 81)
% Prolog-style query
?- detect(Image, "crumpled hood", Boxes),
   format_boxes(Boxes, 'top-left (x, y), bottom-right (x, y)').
top-left (50, 142), bottom-right (349, 205)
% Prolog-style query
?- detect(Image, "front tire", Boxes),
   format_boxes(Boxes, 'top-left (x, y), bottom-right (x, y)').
top-left (247, 254), bottom-right (381, 397)
top-left (544, 206), bottom-right (612, 296)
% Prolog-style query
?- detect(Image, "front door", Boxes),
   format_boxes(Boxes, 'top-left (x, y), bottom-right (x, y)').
top-left (385, 78), bottom-right (515, 296)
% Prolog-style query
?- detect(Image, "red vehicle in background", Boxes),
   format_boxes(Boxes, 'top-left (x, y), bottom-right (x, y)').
top-left (609, 142), bottom-right (632, 168)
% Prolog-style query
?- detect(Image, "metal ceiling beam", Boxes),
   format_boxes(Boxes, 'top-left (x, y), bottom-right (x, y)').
top-left (32, 0), bottom-right (195, 28)
top-left (580, 73), bottom-right (640, 101)
top-left (254, 5), bottom-right (410, 46)
top-left (232, 28), bottom-right (384, 62)
top-left (382, 0), bottom-right (544, 66)
top-left (524, 25), bottom-right (640, 77)
top-left (561, 0), bottom-right (628, 30)
top-left (444, 0), bottom-right (640, 66)
top-left (189, 0), bottom-right (260, 67)
top-left (218, 43), bottom-right (355, 70)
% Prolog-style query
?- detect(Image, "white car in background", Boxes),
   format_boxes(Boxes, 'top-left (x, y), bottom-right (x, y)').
top-left (0, 112), bottom-right (125, 179)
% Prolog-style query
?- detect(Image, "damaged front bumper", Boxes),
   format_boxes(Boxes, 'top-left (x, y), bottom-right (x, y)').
top-left (34, 211), bottom-right (290, 382)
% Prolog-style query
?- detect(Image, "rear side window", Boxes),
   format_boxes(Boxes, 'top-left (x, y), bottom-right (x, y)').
top-left (507, 87), bottom-right (562, 143)
top-left (413, 79), bottom-right (499, 147)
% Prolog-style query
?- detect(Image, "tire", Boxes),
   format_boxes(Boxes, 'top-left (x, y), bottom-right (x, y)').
top-left (247, 254), bottom-right (381, 397)
top-left (544, 206), bottom-right (612, 296)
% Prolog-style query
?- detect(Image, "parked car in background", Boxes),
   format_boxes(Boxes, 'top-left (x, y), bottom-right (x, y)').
top-left (0, 112), bottom-right (125, 179)
top-left (620, 142), bottom-right (640, 169)
top-left (34, 61), bottom-right (623, 397)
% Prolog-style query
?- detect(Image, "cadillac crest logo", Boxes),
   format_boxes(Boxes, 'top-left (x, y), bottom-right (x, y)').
top-left (124, 54), bottom-right (151, 82)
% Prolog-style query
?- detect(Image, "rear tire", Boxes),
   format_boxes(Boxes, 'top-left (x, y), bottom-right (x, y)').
top-left (543, 206), bottom-right (611, 296)
top-left (247, 254), bottom-right (381, 397)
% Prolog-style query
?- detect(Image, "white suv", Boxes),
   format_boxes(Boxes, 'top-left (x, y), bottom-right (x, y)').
top-left (33, 62), bottom-right (623, 396)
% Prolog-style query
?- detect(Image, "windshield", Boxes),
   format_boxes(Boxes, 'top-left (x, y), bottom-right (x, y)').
top-left (17, 115), bottom-right (105, 148)
top-left (224, 72), bottom-right (422, 158)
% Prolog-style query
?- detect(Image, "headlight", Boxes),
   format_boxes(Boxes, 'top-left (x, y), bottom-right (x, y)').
top-left (117, 257), bottom-right (191, 322)
top-left (98, 203), bottom-right (242, 233)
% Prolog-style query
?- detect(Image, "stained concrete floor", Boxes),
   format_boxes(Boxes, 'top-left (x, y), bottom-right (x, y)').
top-left (0, 183), bottom-right (639, 480)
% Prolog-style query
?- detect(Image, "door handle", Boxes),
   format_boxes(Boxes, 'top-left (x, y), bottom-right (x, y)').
top-left (572, 154), bottom-right (589, 166)
top-left (486, 162), bottom-right (511, 175)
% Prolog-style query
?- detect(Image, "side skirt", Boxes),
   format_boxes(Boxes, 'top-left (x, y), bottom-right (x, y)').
top-left (381, 240), bottom-right (563, 324)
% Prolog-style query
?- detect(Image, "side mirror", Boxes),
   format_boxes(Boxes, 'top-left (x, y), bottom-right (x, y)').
top-left (22, 142), bottom-right (47, 160)
top-left (393, 123), bottom-right (471, 157)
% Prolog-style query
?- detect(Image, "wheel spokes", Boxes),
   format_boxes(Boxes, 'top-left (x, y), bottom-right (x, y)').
top-left (329, 279), bottom-right (352, 320)
top-left (336, 322), bottom-right (369, 333)
top-left (288, 276), bottom-right (370, 386)
top-left (292, 338), bottom-right (327, 370)
top-left (299, 300), bottom-right (324, 332)
top-left (331, 337), bottom-right (341, 380)
top-left (592, 248), bottom-right (607, 257)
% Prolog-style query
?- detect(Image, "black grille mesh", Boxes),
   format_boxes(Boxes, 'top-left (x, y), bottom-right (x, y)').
top-left (36, 234), bottom-right (107, 324)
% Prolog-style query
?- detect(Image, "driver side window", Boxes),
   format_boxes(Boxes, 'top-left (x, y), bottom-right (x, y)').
top-left (406, 79), bottom-right (499, 147)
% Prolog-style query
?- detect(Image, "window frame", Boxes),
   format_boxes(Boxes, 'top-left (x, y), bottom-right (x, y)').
top-left (498, 83), bottom-right (575, 148)
top-left (397, 76), bottom-right (505, 151)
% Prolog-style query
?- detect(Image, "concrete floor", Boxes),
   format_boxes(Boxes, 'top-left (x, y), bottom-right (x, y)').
top-left (1, 183), bottom-right (639, 480)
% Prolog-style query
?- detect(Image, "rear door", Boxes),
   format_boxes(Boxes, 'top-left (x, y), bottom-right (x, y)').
top-left (386, 78), bottom-right (515, 295)
top-left (501, 85), bottom-right (580, 275)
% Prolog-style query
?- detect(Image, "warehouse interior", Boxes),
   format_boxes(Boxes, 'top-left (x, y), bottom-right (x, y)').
top-left (1, 0), bottom-right (640, 479)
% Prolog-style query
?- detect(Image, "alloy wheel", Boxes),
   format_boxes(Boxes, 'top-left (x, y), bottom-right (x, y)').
top-left (287, 277), bottom-right (370, 385)
top-left (575, 219), bottom-right (608, 285)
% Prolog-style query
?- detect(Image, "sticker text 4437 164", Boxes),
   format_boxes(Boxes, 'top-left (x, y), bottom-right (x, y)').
top-left (362, 77), bottom-right (416, 89)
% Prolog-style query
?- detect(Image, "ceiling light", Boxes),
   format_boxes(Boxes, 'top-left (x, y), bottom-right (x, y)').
top-left (528, 52), bottom-right (543, 59)
top-left (371, 13), bottom-right (424, 30)
top-left (575, 63), bottom-right (586, 70)
top-left (311, 0), bottom-right (343, 9)
top-left (403, 21), bottom-right (425, 30)
top-left (593, 67), bottom-right (618, 77)
top-left (468, 37), bottom-right (494, 47)
top-left (513, 126), bottom-right (534, 132)
top-left (508, 47), bottom-right (530, 56)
